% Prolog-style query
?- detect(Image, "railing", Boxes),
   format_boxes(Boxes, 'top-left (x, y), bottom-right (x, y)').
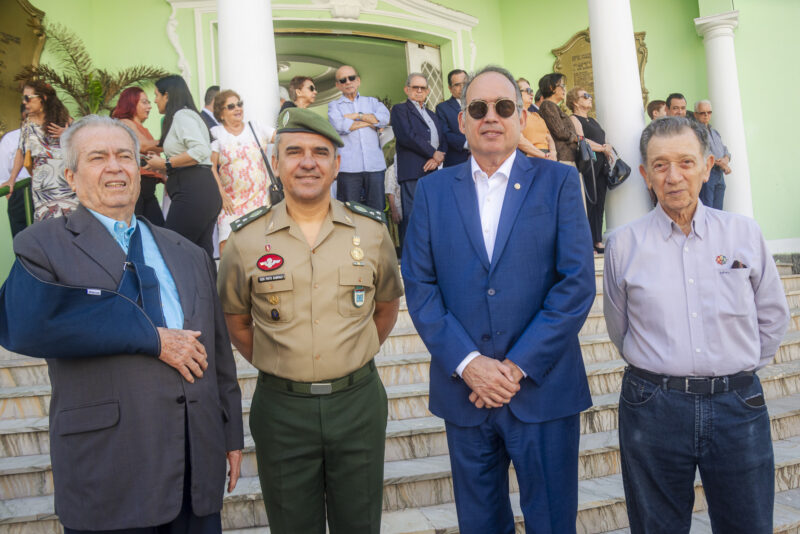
top-left (0, 178), bottom-right (33, 227)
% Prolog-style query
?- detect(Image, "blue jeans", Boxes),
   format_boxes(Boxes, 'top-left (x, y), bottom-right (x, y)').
top-left (445, 408), bottom-right (580, 534)
top-left (699, 166), bottom-right (726, 210)
top-left (618, 369), bottom-right (774, 534)
top-left (336, 171), bottom-right (386, 212)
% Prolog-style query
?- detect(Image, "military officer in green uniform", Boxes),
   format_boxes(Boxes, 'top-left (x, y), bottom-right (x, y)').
top-left (217, 108), bottom-right (403, 534)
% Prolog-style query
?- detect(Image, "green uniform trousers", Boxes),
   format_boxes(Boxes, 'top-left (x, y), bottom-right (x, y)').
top-left (250, 365), bottom-right (387, 534)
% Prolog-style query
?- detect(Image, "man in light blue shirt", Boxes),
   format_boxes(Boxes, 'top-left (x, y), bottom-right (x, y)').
top-left (328, 65), bottom-right (391, 212)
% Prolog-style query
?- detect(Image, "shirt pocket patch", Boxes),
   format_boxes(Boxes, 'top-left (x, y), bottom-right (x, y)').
top-left (254, 276), bottom-right (294, 322)
top-left (338, 265), bottom-right (375, 317)
top-left (715, 267), bottom-right (751, 317)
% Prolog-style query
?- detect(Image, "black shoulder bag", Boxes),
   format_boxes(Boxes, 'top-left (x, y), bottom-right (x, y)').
top-left (249, 121), bottom-right (284, 205)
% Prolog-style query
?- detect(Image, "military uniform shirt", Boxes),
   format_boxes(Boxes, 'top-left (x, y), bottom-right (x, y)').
top-left (218, 199), bottom-right (403, 382)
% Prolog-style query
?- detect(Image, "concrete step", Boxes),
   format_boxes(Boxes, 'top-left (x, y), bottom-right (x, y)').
top-left (789, 290), bottom-right (800, 310)
top-left (784, 275), bottom-right (800, 293)
top-left (777, 261), bottom-right (795, 276)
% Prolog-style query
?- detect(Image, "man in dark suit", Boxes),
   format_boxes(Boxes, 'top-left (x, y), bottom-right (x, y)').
top-left (402, 66), bottom-right (596, 534)
top-left (0, 115), bottom-right (243, 533)
top-left (200, 85), bottom-right (220, 132)
top-left (390, 72), bottom-right (447, 243)
top-left (436, 69), bottom-right (470, 168)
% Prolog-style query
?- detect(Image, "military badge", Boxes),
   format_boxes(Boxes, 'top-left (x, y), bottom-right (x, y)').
top-left (353, 286), bottom-right (365, 308)
top-left (257, 254), bottom-right (284, 271)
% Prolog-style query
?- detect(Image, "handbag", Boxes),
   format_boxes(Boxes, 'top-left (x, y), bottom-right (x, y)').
top-left (605, 147), bottom-right (631, 190)
top-left (249, 121), bottom-right (284, 206)
top-left (23, 150), bottom-right (33, 174)
top-left (575, 137), bottom-right (598, 205)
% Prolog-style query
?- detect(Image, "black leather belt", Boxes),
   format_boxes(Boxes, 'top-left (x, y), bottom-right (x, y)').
top-left (627, 365), bottom-right (755, 395)
top-left (258, 360), bottom-right (376, 395)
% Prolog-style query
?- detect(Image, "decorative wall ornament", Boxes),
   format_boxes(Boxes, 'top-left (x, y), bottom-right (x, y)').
top-left (166, 4), bottom-right (192, 85)
top-left (310, 0), bottom-right (379, 19)
top-left (552, 28), bottom-right (649, 111)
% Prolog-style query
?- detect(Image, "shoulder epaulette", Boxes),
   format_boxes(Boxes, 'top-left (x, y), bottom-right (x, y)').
top-left (231, 205), bottom-right (271, 232)
top-left (345, 201), bottom-right (386, 224)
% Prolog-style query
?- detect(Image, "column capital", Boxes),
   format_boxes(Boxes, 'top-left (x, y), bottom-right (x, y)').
top-left (694, 10), bottom-right (739, 40)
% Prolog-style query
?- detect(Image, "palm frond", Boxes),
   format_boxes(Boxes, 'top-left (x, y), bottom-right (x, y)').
top-left (41, 22), bottom-right (94, 81)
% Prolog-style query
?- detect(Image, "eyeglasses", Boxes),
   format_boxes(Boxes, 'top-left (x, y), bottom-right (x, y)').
top-left (581, 93), bottom-right (592, 99)
top-left (466, 98), bottom-right (518, 119)
top-left (307, 85), bottom-right (317, 92)
top-left (408, 85), bottom-right (429, 92)
top-left (521, 87), bottom-right (534, 95)
top-left (225, 100), bottom-right (244, 111)
top-left (22, 94), bottom-right (40, 103)
top-left (337, 75), bottom-right (358, 84)
top-left (695, 110), bottom-right (712, 116)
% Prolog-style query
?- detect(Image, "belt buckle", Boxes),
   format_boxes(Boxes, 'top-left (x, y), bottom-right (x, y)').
top-left (684, 377), bottom-right (705, 393)
top-left (310, 382), bottom-right (333, 395)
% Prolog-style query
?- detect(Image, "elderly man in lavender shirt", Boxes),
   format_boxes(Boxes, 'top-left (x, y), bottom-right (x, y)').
top-left (328, 65), bottom-right (391, 212)
top-left (604, 116), bottom-right (789, 534)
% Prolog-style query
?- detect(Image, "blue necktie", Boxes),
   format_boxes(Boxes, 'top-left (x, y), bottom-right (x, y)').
top-left (117, 222), bottom-right (166, 328)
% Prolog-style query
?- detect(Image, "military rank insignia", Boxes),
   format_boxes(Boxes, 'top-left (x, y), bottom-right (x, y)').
top-left (353, 286), bottom-right (365, 308)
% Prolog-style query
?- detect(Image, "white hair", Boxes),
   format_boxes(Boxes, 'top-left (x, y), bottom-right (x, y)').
top-left (61, 115), bottom-right (140, 172)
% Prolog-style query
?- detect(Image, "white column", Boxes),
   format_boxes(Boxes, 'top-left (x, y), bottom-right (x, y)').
top-left (695, 11), bottom-right (752, 217)
top-left (217, 0), bottom-right (279, 127)
top-left (588, 0), bottom-right (651, 232)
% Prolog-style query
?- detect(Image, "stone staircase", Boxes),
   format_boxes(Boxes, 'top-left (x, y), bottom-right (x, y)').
top-left (2, 258), bottom-right (800, 534)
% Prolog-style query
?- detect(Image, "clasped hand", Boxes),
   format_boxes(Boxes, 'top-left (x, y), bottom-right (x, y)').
top-left (157, 327), bottom-right (209, 383)
top-left (462, 355), bottom-right (523, 409)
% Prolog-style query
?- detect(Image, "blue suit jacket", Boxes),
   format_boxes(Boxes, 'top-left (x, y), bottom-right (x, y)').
top-left (435, 97), bottom-right (470, 167)
top-left (391, 99), bottom-right (447, 182)
top-left (401, 152), bottom-right (595, 427)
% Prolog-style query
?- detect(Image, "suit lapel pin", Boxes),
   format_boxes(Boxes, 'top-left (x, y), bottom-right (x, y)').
top-left (514, 183), bottom-right (521, 190)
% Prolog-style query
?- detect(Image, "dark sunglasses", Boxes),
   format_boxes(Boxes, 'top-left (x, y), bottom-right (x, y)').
top-left (338, 75), bottom-right (358, 84)
top-left (22, 94), bottom-right (40, 103)
top-left (695, 110), bottom-right (712, 115)
top-left (307, 85), bottom-right (317, 92)
top-left (582, 93), bottom-right (592, 99)
top-left (467, 98), bottom-right (518, 119)
top-left (521, 87), bottom-right (534, 95)
top-left (225, 100), bottom-right (244, 110)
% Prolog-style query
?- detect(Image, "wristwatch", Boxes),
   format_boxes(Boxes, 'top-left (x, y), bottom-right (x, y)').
top-left (358, 112), bottom-right (363, 121)
top-left (165, 158), bottom-right (173, 173)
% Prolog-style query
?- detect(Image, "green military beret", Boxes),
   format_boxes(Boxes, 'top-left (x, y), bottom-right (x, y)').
top-left (277, 108), bottom-right (344, 148)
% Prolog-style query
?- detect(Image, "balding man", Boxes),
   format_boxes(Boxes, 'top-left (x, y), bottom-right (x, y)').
top-left (328, 65), bottom-right (391, 212)
top-left (0, 115), bottom-right (243, 534)
top-left (402, 65), bottom-right (595, 534)
top-left (695, 99), bottom-right (731, 210)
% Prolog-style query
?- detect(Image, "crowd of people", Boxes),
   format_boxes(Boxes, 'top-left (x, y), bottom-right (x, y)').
top-left (0, 63), bottom-right (770, 534)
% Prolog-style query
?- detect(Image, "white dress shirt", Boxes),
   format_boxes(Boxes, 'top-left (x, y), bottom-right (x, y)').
top-left (0, 129), bottom-right (29, 183)
top-left (604, 201), bottom-right (789, 376)
top-left (456, 151), bottom-right (517, 376)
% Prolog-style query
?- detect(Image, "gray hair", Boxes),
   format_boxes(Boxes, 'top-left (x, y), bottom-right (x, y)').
top-left (694, 99), bottom-right (712, 111)
top-left (405, 72), bottom-right (427, 86)
top-left (61, 115), bottom-right (141, 172)
top-left (639, 116), bottom-right (710, 163)
top-left (460, 65), bottom-right (524, 111)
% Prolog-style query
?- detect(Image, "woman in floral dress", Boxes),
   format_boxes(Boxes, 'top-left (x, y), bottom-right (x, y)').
top-left (3, 80), bottom-right (77, 222)
top-left (210, 89), bottom-right (275, 253)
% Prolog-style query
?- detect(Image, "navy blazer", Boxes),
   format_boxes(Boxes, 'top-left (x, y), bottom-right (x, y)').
top-left (391, 99), bottom-right (447, 182)
top-left (401, 152), bottom-right (595, 427)
top-left (435, 97), bottom-right (470, 167)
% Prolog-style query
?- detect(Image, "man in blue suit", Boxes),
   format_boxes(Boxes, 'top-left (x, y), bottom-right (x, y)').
top-left (390, 72), bottom-right (446, 244)
top-left (436, 69), bottom-right (470, 168)
top-left (402, 66), bottom-right (596, 534)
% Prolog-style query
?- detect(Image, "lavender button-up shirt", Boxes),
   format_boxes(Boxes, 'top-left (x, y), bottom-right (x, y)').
top-left (604, 201), bottom-right (789, 376)
top-left (328, 93), bottom-right (390, 173)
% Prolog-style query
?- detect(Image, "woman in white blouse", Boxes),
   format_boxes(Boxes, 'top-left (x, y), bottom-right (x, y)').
top-left (145, 75), bottom-right (221, 258)
top-left (209, 89), bottom-right (275, 253)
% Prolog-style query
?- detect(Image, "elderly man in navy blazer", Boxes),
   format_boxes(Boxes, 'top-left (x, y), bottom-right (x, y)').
top-left (390, 72), bottom-right (446, 243)
top-left (436, 69), bottom-right (470, 168)
top-left (402, 66), bottom-right (595, 534)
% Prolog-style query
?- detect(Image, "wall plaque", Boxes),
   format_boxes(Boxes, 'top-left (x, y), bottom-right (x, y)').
top-left (552, 28), bottom-right (649, 115)
top-left (0, 0), bottom-right (45, 136)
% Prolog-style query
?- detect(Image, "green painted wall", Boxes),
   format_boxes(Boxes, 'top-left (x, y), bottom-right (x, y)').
top-left (731, 0), bottom-right (800, 241)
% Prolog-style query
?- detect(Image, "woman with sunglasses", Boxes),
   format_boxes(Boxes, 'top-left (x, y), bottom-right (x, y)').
top-left (145, 75), bottom-right (220, 259)
top-left (3, 80), bottom-right (77, 222)
top-left (112, 87), bottom-right (165, 226)
top-left (209, 89), bottom-right (275, 253)
top-left (281, 76), bottom-right (317, 112)
top-left (516, 78), bottom-right (556, 161)
top-left (567, 87), bottom-right (613, 254)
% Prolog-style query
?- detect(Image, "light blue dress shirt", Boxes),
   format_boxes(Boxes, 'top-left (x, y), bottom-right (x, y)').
top-left (88, 209), bottom-right (184, 329)
top-left (328, 93), bottom-right (390, 172)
